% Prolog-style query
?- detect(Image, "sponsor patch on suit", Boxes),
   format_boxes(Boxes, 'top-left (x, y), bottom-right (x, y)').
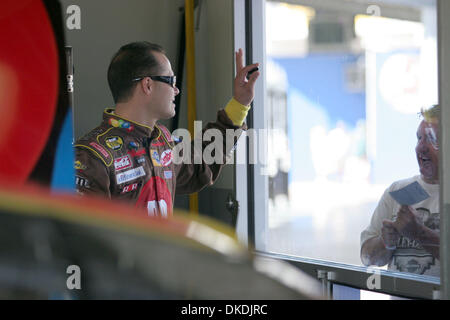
top-left (160, 149), bottom-right (172, 167)
top-left (114, 155), bottom-right (132, 171)
top-left (151, 149), bottom-right (162, 166)
top-left (105, 136), bottom-right (124, 151)
top-left (74, 160), bottom-right (86, 170)
top-left (89, 142), bottom-right (110, 159)
top-left (121, 183), bottom-right (138, 194)
top-left (137, 156), bottom-right (146, 164)
top-left (116, 166), bottom-right (145, 184)
top-left (164, 170), bottom-right (172, 179)
top-left (75, 175), bottom-right (90, 188)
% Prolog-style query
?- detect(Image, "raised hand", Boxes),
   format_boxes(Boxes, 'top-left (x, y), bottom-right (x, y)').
top-left (233, 48), bottom-right (260, 106)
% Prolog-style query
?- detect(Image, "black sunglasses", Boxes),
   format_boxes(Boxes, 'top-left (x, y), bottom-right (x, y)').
top-left (131, 75), bottom-right (177, 88)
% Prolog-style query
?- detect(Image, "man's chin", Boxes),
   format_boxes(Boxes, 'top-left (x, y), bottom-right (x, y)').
top-left (420, 170), bottom-right (438, 184)
top-left (160, 113), bottom-right (175, 121)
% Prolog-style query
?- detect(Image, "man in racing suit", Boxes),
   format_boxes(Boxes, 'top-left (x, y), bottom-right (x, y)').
top-left (74, 42), bottom-right (260, 217)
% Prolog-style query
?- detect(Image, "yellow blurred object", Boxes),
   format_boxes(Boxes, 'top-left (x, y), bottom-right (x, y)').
top-left (0, 184), bottom-right (321, 299)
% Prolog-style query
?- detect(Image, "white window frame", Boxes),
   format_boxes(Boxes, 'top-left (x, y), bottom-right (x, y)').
top-left (234, 0), bottom-right (268, 249)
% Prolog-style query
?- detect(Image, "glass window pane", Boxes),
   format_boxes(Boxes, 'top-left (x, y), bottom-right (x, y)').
top-left (262, 0), bottom-right (439, 280)
top-left (332, 284), bottom-right (410, 300)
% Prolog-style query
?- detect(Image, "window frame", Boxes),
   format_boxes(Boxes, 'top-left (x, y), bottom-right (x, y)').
top-left (437, 0), bottom-right (450, 300)
top-left (235, 0), bottom-right (448, 299)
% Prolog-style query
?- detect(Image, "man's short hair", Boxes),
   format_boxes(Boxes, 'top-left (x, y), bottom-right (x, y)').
top-left (107, 41), bottom-right (165, 103)
top-left (420, 104), bottom-right (440, 124)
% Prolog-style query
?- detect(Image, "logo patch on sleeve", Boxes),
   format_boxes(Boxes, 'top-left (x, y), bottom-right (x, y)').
top-left (116, 166), bottom-right (146, 184)
top-left (114, 155), bottom-right (132, 171)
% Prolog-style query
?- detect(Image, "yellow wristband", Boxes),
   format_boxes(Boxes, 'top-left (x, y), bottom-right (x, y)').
top-left (224, 98), bottom-right (250, 126)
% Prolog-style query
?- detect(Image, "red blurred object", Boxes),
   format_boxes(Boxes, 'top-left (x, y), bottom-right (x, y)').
top-left (0, 0), bottom-right (58, 183)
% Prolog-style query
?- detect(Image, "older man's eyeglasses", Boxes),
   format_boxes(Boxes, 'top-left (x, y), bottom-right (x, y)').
top-left (132, 75), bottom-right (177, 88)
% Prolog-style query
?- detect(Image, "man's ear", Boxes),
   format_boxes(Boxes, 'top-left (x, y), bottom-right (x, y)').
top-left (141, 77), bottom-right (152, 95)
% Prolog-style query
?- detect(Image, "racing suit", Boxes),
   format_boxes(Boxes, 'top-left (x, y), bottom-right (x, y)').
top-left (74, 98), bottom-right (249, 217)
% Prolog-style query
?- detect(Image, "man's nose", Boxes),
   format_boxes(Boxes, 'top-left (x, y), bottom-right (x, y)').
top-left (417, 139), bottom-right (429, 152)
top-left (174, 86), bottom-right (180, 96)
